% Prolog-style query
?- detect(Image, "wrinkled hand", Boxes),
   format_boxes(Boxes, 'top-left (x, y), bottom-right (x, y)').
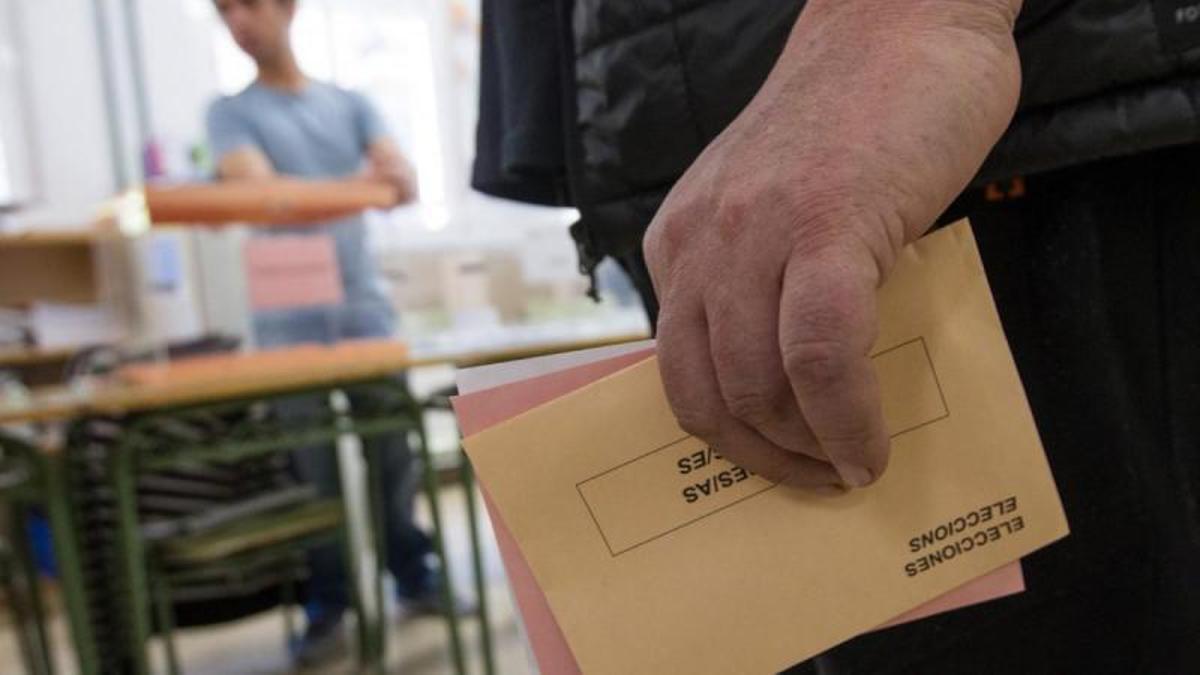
top-left (644, 0), bottom-right (1022, 491)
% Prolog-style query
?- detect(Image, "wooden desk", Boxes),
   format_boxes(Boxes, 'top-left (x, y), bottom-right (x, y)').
top-left (0, 331), bottom-right (646, 674)
top-left (0, 341), bottom-right (419, 675)
top-left (0, 333), bottom-right (649, 426)
top-left (144, 180), bottom-right (398, 226)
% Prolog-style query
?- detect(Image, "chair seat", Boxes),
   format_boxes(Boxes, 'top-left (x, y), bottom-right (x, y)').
top-left (157, 499), bottom-right (343, 566)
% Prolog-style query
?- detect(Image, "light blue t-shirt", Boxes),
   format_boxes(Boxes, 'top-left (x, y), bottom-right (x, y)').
top-left (206, 81), bottom-right (395, 346)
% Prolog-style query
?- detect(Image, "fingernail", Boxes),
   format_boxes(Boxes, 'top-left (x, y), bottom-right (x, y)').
top-left (834, 463), bottom-right (874, 489)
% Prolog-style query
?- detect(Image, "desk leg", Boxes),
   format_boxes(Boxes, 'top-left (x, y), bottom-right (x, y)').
top-left (111, 448), bottom-right (152, 675)
top-left (461, 450), bottom-right (496, 675)
top-left (42, 453), bottom-right (99, 675)
top-left (411, 407), bottom-right (467, 675)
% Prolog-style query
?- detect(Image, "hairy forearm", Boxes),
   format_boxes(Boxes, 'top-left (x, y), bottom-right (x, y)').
top-left (789, 0), bottom-right (1023, 88)
top-left (752, 0), bottom-right (1024, 258)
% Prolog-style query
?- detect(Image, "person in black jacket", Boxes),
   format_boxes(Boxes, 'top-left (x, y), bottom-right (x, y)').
top-left (475, 1), bottom-right (1200, 672)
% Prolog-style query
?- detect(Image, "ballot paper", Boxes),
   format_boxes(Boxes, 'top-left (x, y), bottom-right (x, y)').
top-left (243, 234), bottom-right (343, 311)
top-left (454, 344), bottom-right (1024, 674)
top-left (461, 221), bottom-right (1069, 674)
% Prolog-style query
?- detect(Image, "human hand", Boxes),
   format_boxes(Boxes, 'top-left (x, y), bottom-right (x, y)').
top-left (644, 0), bottom-right (1023, 491)
top-left (364, 139), bottom-right (419, 205)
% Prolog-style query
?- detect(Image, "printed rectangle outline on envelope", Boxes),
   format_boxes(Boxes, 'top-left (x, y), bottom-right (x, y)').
top-left (576, 336), bottom-right (951, 556)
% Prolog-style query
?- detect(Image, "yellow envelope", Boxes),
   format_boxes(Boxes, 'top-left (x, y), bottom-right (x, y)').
top-left (464, 221), bottom-right (1069, 674)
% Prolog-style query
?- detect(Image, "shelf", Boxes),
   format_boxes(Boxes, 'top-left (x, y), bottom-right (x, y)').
top-left (0, 229), bottom-right (107, 247)
top-left (0, 345), bottom-right (76, 369)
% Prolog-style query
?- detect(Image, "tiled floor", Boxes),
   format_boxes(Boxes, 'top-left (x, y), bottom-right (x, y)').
top-left (0, 485), bottom-right (535, 674)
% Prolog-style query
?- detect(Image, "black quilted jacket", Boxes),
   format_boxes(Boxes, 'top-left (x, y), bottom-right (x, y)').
top-left (477, 1), bottom-right (1200, 261)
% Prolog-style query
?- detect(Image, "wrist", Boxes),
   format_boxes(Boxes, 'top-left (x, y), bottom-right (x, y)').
top-left (778, 0), bottom-right (1022, 76)
top-left (765, 0), bottom-right (1022, 244)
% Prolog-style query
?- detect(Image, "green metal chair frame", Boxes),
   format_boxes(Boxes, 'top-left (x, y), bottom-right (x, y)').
top-left (0, 479), bottom-right (54, 675)
top-left (103, 376), bottom-right (468, 675)
top-left (0, 434), bottom-right (99, 675)
top-left (148, 498), bottom-right (349, 675)
top-left (422, 386), bottom-right (498, 675)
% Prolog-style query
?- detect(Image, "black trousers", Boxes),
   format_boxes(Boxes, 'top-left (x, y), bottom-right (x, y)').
top-left (619, 144), bottom-right (1200, 674)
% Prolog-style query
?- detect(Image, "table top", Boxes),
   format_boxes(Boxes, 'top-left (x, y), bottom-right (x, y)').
top-left (0, 332), bottom-right (648, 427)
top-left (144, 180), bottom-right (398, 226)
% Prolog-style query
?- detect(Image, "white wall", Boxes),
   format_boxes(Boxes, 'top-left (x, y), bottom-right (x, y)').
top-left (135, 0), bottom-right (220, 176)
top-left (0, 0), bottom-right (34, 206)
top-left (14, 0), bottom-right (118, 227)
top-left (8, 0), bottom-right (219, 228)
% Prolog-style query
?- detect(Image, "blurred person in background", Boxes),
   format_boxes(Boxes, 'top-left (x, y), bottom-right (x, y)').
top-left (207, 0), bottom-right (467, 666)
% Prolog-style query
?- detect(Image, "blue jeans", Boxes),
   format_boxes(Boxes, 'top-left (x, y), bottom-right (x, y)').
top-left (255, 302), bottom-right (434, 622)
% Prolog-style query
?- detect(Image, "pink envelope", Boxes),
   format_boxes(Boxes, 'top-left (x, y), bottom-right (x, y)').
top-left (453, 348), bottom-right (1024, 674)
top-left (244, 235), bottom-right (344, 311)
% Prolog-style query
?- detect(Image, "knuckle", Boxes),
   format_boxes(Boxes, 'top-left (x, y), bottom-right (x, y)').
top-left (715, 192), bottom-right (755, 239)
top-left (782, 339), bottom-right (855, 394)
top-left (719, 186), bottom-right (809, 249)
top-left (642, 242), bottom-right (666, 291)
top-left (722, 389), bottom-right (776, 426)
top-left (643, 213), bottom-right (690, 282)
top-left (786, 275), bottom-right (864, 333)
top-left (642, 222), bottom-right (665, 265)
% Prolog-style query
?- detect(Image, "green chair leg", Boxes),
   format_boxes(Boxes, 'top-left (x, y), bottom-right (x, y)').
top-left (110, 449), bottom-right (153, 675)
top-left (411, 411), bottom-right (466, 675)
top-left (7, 505), bottom-right (54, 675)
top-left (1, 548), bottom-right (42, 675)
top-left (150, 562), bottom-right (181, 675)
top-left (461, 452), bottom-right (497, 675)
top-left (41, 454), bottom-right (99, 675)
